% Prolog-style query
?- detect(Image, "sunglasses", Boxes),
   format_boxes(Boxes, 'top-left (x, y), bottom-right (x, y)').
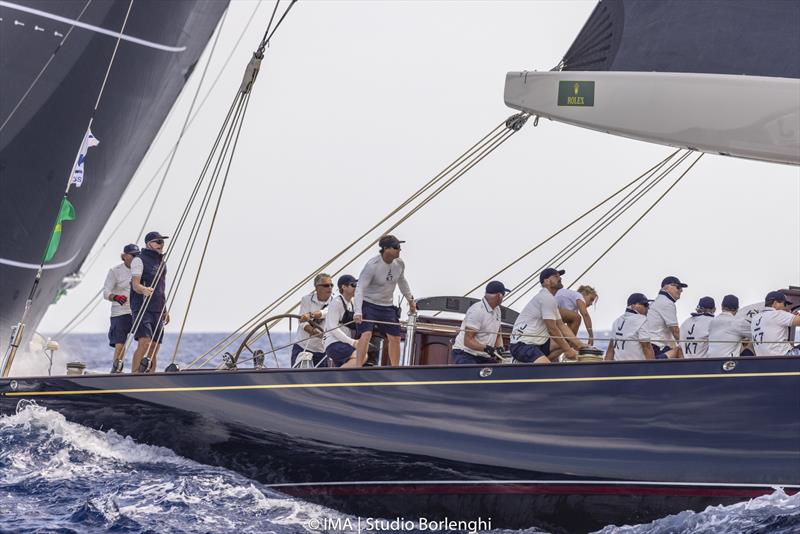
top-left (347, 283), bottom-right (357, 288)
top-left (152, 239), bottom-right (164, 245)
top-left (316, 283), bottom-right (333, 288)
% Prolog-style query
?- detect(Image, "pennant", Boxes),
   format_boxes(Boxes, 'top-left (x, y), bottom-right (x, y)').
top-left (70, 128), bottom-right (99, 187)
top-left (44, 198), bottom-right (76, 262)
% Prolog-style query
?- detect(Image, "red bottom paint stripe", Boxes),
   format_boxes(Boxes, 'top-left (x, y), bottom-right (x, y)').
top-left (280, 483), bottom-right (794, 498)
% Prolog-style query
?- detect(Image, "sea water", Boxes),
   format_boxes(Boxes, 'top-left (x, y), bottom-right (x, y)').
top-left (1, 333), bottom-right (798, 534)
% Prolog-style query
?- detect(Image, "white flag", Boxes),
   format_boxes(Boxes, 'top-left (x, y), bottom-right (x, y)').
top-left (70, 128), bottom-right (100, 187)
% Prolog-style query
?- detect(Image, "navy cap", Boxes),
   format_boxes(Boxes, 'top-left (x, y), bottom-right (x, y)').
top-left (765, 290), bottom-right (791, 305)
top-left (485, 281), bottom-right (510, 295)
top-left (337, 274), bottom-right (357, 288)
top-left (697, 296), bottom-right (715, 310)
top-left (661, 276), bottom-right (688, 288)
top-left (627, 293), bottom-right (652, 306)
top-left (144, 231), bottom-right (169, 243)
top-left (378, 234), bottom-right (405, 249)
top-left (122, 244), bottom-right (140, 256)
top-left (539, 267), bottom-right (566, 283)
top-left (721, 294), bottom-right (739, 309)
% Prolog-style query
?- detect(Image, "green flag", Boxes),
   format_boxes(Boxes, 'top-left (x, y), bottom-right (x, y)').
top-left (44, 198), bottom-right (76, 262)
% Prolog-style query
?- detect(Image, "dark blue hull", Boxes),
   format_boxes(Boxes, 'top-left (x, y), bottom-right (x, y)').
top-left (0, 0), bottom-right (228, 340)
top-left (2, 357), bottom-right (798, 532)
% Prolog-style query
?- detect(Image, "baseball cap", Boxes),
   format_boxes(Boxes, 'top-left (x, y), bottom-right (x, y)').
top-left (539, 267), bottom-right (566, 283)
top-left (661, 276), bottom-right (688, 288)
top-left (378, 235), bottom-right (405, 249)
top-left (485, 281), bottom-right (510, 294)
top-left (697, 296), bottom-right (715, 310)
top-left (721, 294), bottom-right (739, 309)
top-left (765, 290), bottom-right (791, 305)
top-left (122, 244), bottom-right (140, 256)
top-left (144, 231), bottom-right (169, 243)
top-left (627, 293), bottom-right (652, 306)
top-left (337, 274), bottom-right (357, 288)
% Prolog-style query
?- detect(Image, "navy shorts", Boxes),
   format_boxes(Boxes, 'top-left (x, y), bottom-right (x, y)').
top-left (131, 310), bottom-right (165, 343)
top-left (325, 342), bottom-right (355, 367)
top-left (510, 341), bottom-right (550, 363)
top-left (651, 343), bottom-right (670, 360)
top-left (108, 314), bottom-right (133, 347)
top-left (291, 344), bottom-right (327, 367)
top-left (452, 348), bottom-right (493, 365)
top-left (355, 301), bottom-right (401, 337)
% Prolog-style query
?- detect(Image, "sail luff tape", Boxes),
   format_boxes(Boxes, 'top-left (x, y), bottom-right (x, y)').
top-left (240, 53), bottom-right (262, 94)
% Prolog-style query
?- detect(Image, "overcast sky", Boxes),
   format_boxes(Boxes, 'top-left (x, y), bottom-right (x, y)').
top-left (40, 0), bottom-right (800, 335)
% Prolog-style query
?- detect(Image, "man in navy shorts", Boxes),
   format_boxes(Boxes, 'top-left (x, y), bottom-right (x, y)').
top-left (353, 235), bottom-right (416, 366)
top-left (130, 231), bottom-right (170, 373)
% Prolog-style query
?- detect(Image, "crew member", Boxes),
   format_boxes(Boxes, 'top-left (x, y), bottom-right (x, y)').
top-left (510, 268), bottom-right (586, 363)
top-left (354, 235), bottom-right (416, 366)
top-left (130, 231), bottom-right (170, 373)
top-left (292, 273), bottom-right (333, 367)
top-left (451, 281), bottom-right (510, 365)
top-left (751, 291), bottom-right (800, 356)
top-left (555, 285), bottom-right (598, 345)
top-left (322, 275), bottom-right (359, 367)
top-left (605, 293), bottom-right (655, 361)
top-left (645, 276), bottom-right (686, 359)
top-left (104, 244), bottom-right (139, 373)
top-left (679, 297), bottom-right (716, 358)
top-left (706, 294), bottom-right (752, 358)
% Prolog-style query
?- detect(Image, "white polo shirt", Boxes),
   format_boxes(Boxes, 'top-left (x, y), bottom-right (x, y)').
top-left (323, 295), bottom-right (356, 349)
top-left (294, 291), bottom-right (332, 353)
top-left (511, 288), bottom-right (561, 346)
top-left (555, 288), bottom-right (584, 313)
top-left (679, 314), bottom-right (714, 358)
top-left (645, 292), bottom-right (679, 348)
top-left (751, 308), bottom-right (796, 356)
top-left (102, 263), bottom-right (132, 317)
top-left (453, 298), bottom-right (502, 356)
top-left (706, 311), bottom-right (752, 358)
top-left (609, 309), bottom-right (651, 361)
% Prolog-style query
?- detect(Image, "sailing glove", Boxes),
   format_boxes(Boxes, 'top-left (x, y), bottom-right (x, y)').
top-left (483, 345), bottom-right (497, 357)
top-left (495, 346), bottom-right (507, 358)
top-left (112, 294), bottom-right (128, 305)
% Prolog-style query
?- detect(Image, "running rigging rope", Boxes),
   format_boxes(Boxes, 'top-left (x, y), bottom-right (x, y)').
top-left (186, 113), bottom-right (530, 369)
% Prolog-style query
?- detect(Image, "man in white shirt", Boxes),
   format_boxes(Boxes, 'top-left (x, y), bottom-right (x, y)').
top-left (679, 297), bottom-right (715, 358)
top-left (751, 291), bottom-right (800, 356)
top-left (510, 268), bottom-right (586, 363)
top-left (645, 276), bottom-right (686, 359)
top-left (451, 281), bottom-right (510, 364)
top-left (354, 235), bottom-right (416, 367)
top-left (103, 244), bottom-right (139, 373)
top-left (605, 293), bottom-right (655, 361)
top-left (706, 294), bottom-right (751, 358)
top-left (322, 275), bottom-right (359, 367)
top-left (555, 285), bottom-right (598, 345)
top-left (292, 273), bottom-right (333, 367)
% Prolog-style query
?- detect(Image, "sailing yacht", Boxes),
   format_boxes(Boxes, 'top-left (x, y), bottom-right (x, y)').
top-left (1, 1), bottom-right (798, 532)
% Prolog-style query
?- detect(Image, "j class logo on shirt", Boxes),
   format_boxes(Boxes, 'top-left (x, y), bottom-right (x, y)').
top-left (386, 268), bottom-right (394, 282)
top-left (557, 81), bottom-right (595, 107)
top-left (683, 324), bottom-right (699, 355)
